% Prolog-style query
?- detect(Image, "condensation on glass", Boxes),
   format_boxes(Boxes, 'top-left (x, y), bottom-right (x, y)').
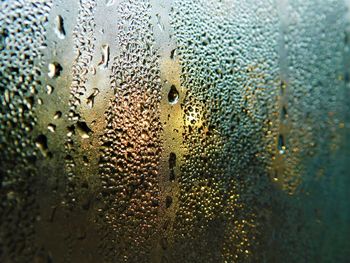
top-left (0, 0), bottom-right (349, 262)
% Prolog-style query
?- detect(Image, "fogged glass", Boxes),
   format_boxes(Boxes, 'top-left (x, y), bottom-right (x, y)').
top-left (0, 0), bottom-right (349, 262)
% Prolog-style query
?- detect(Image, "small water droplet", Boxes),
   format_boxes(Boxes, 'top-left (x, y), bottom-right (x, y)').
top-left (47, 123), bottom-right (56, 133)
top-left (105, 0), bottom-right (115, 6)
top-left (35, 134), bottom-right (49, 157)
top-left (281, 106), bottom-right (287, 120)
top-left (278, 134), bottom-right (286, 154)
top-left (168, 85), bottom-right (179, 104)
top-left (54, 111), bottom-right (62, 119)
top-left (89, 65), bottom-right (96, 75)
top-left (48, 62), bottom-right (62, 78)
top-left (86, 88), bottom-right (100, 108)
top-left (141, 130), bottom-right (149, 140)
top-left (169, 169), bottom-right (176, 181)
top-left (156, 14), bottom-right (164, 31)
top-left (46, 85), bottom-right (54, 95)
top-left (280, 80), bottom-right (286, 95)
top-left (76, 121), bottom-right (92, 139)
top-left (54, 15), bottom-right (66, 39)
top-left (83, 155), bottom-right (89, 166)
top-left (67, 125), bottom-right (75, 137)
top-left (169, 152), bottom-right (176, 169)
top-left (165, 196), bottom-right (172, 208)
top-left (98, 44), bottom-right (109, 68)
top-left (4, 89), bottom-right (10, 103)
top-left (170, 48), bottom-right (176, 60)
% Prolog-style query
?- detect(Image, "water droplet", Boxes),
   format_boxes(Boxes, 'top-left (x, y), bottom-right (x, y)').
top-left (165, 196), bottom-right (173, 208)
top-left (48, 62), bottom-right (62, 78)
top-left (35, 134), bottom-right (49, 157)
top-left (25, 96), bottom-right (34, 109)
top-left (98, 44), bottom-right (110, 68)
top-left (169, 169), bottom-right (176, 181)
top-left (67, 125), bottom-right (75, 137)
top-left (141, 130), bottom-right (149, 140)
top-left (169, 152), bottom-right (176, 169)
top-left (89, 65), bottom-right (96, 75)
top-left (47, 123), bottom-right (56, 133)
top-left (83, 155), bottom-right (89, 166)
top-left (280, 80), bottom-right (286, 95)
top-left (76, 121), bottom-right (92, 139)
top-left (86, 88), bottom-right (100, 108)
top-left (54, 111), bottom-right (62, 119)
top-left (54, 15), bottom-right (66, 39)
top-left (156, 14), bottom-right (164, 31)
top-left (4, 89), bottom-right (10, 103)
top-left (281, 106), bottom-right (287, 121)
top-left (278, 134), bottom-right (286, 154)
top-left (105, 0), bottom-right (115, 6)
top-left (170, 48), bottom-right (176, 60)
top-left (168, 85), bottom-right (179, 104)
top-left (46, 85), bottom-right (54, 95)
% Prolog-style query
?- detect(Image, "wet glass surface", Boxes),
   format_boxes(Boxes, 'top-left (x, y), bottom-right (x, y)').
top-left (0, 0), bottom-right (349, 262)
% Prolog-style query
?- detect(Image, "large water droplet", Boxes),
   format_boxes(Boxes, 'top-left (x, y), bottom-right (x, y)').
top-left (54, 15), bottom-right (66, 39)
top-left (48, 62), bottom-right (62, 78)
top-left (168, 85), bottom-right (179, 105)
top-left (76, 121), bottom-right (92, 139)
top-left (98, 44), bottom-right (110, 68)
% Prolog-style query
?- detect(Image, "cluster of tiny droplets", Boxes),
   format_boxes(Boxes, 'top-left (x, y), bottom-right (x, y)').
top-left (65, 0), bottom-right (96, 205)
top-left (0, 1), bottom-right (52, 261)
top-left (98, 0), bottom-right (163, 261)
